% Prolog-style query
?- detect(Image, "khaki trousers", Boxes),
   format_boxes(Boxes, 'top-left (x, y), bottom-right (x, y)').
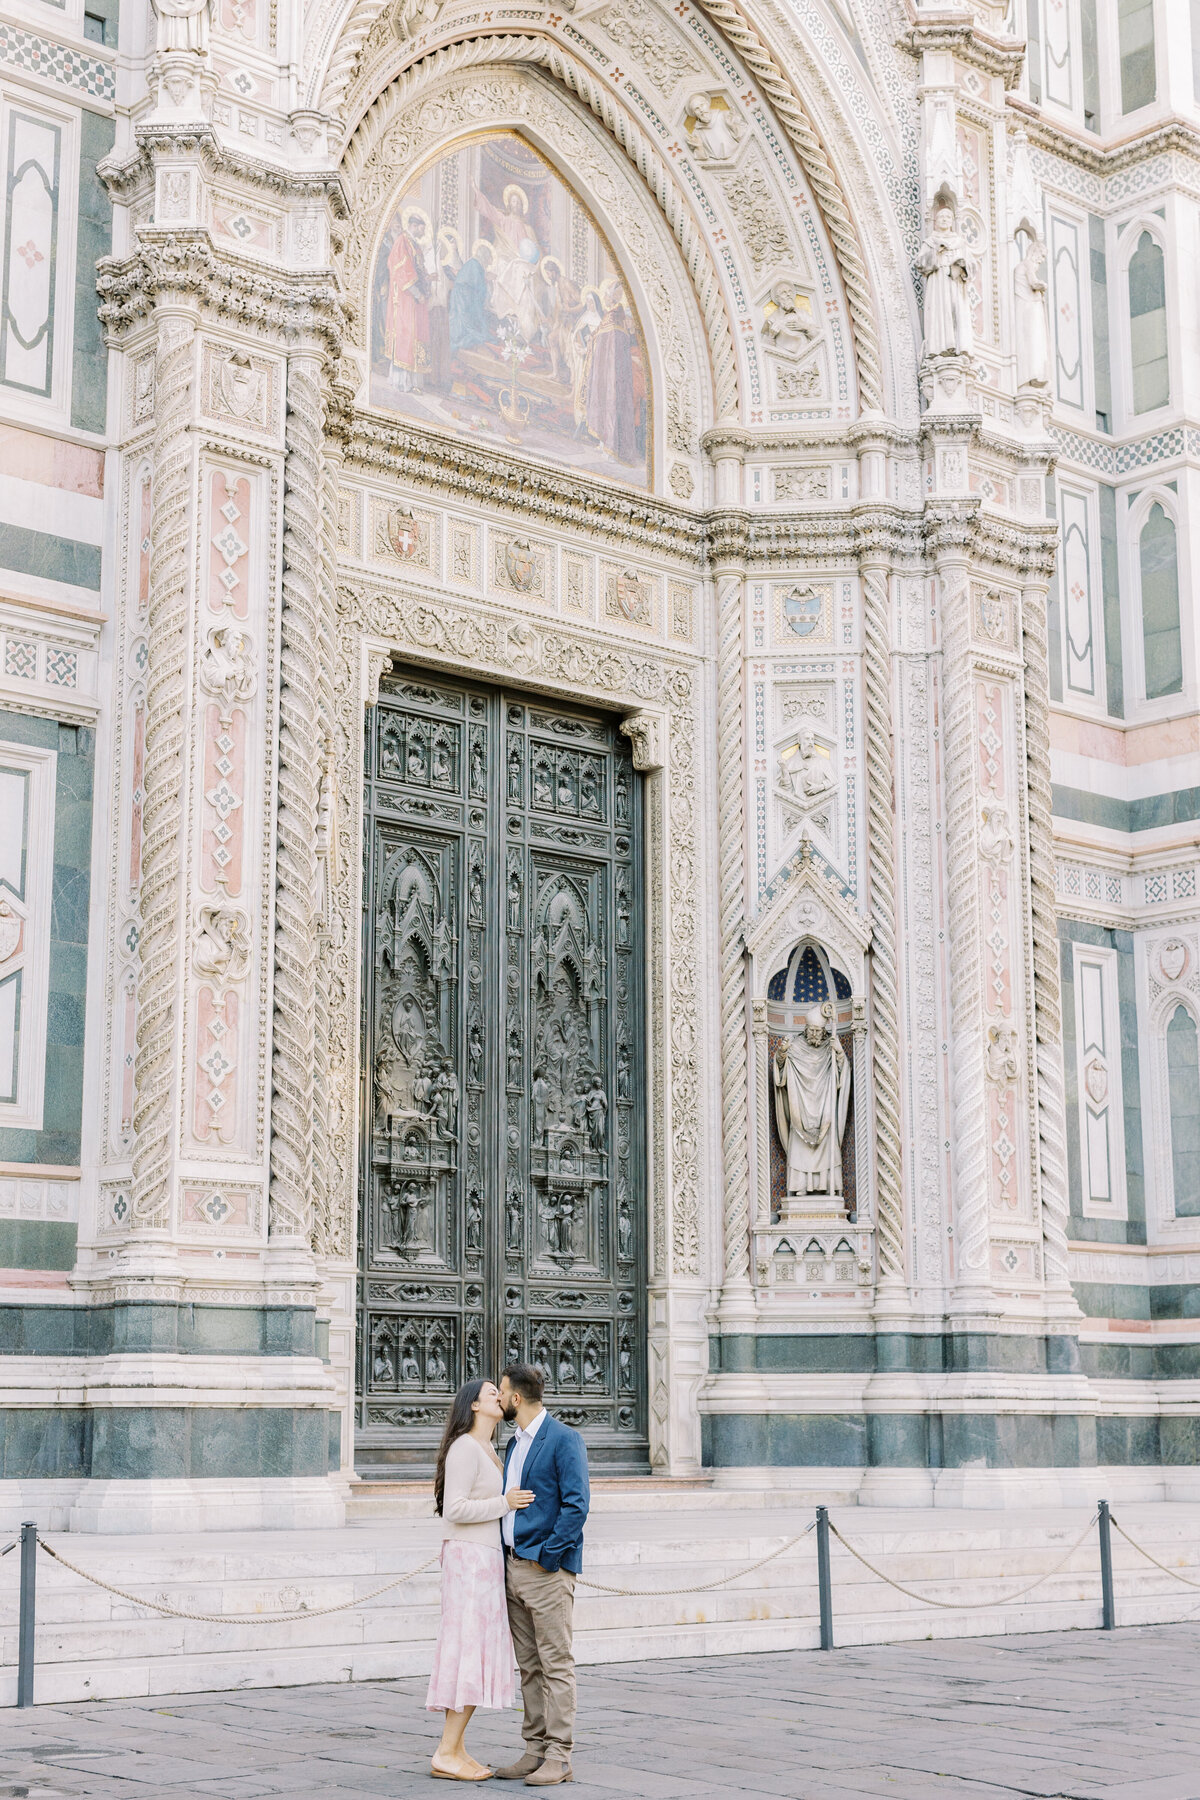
top-left (505, 1554), bottom-right (577, 1763)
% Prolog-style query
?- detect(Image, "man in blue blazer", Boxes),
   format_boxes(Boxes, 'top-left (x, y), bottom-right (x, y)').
top-left (494, 1361), bottom-right (590, 1787)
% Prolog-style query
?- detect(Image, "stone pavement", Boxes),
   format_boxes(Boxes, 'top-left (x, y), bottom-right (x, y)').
top-left (1, 1624), bottom-right (1198, 1800)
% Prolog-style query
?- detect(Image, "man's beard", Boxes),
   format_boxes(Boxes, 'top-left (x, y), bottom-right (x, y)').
top-left (501, 1400), bottom-right (519, 1421)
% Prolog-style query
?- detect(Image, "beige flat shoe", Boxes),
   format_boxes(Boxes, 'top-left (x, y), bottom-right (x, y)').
top-left (431, 1756), bottom-right (494, 1782)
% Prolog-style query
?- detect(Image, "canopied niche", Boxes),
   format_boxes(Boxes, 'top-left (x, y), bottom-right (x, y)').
top-left (767, 941), bottom-right (856, 1217)
top-left (370, 130), bottom-right (651, 488)
top-left (744, 851), bottom-right (876, 1302)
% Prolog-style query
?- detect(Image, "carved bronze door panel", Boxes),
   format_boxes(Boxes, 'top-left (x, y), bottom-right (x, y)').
top-left (358, 667), bottom-right (647, 1471)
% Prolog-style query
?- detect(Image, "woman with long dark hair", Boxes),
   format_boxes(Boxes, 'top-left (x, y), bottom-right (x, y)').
top-left (427, 1378), bottom-right (534, 1781)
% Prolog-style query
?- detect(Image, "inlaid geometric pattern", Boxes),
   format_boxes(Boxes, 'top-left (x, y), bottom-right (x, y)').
top-left (0, 24), bottom-right (115, 98)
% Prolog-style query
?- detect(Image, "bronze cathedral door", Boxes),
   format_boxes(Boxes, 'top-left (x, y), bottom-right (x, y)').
top-left (357, 667), bottom-right (648, 1471)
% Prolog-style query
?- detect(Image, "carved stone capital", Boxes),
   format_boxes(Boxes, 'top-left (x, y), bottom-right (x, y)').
top-left (620, 710), bottom-right (667, 773)
top-left (97, 234), bottom-right (347, 355)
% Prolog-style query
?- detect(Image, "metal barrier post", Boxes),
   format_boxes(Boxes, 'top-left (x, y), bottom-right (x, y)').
top-left (816, 1506), bottom-right (834, 1650)
top-left (1098, 1498), bottom-right (1115, 1631)
top-left (17, 1521), bottom-right (36, 1707)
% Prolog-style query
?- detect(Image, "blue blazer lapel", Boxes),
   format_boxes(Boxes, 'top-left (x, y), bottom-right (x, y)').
top-left (520, 1416), bottom-right (554, 1487)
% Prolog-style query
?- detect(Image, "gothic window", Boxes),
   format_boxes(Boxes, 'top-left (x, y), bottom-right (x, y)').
top-left (1167, 1005), bottom-right (1200, 1218)
top-left (1118, 0), bottom-right (1157, 113)
top-left (1128, 231), bottom-right (1168, 413)
top-left (1139, 502), bottom-right (1182, 701)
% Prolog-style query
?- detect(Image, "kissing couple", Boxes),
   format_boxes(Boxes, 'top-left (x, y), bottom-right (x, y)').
top-left (426, 1362), bottom-right (590, 1785)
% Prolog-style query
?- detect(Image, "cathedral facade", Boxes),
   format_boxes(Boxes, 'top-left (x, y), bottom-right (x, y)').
top-left (1, 0), bottom-right (1198, 1530)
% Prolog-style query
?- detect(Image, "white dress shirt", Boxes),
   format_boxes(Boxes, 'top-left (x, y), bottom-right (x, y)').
top-left (502, 1405), bottom-right (546, 1547)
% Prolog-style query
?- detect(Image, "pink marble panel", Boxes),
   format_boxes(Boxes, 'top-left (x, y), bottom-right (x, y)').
top-left (128, 702), bottom-right (145, 891)
top-left (194, 986), bottom-right (239, 1144)
top-left (208, 472), bottom-right (251, 618)
top-left (200, 703), bottom-right (245, 895)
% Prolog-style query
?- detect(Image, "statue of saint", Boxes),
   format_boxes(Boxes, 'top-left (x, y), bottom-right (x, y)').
top-left (917, 194), bottom-right (974, 358)
top-left (773, 1002), bottom-right (852, 1197)
top-left (1013, 227), bottom-right (1050, 389)
top-left (152, 0), bottom-right (209, 53)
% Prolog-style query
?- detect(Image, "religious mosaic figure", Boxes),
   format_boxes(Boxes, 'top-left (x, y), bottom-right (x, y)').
top-left (773, 1002), bottom-right (852, 1197)
top-left (917, 190), bottom-right (974, 358)
top-left (371, 132), bottom-right (649, 486)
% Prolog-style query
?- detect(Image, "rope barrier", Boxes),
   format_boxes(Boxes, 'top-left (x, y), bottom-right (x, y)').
top-left (13, 1507), bottom-right (1196, 1645)
top-left (1109, 1515), bottom-right (1200, 1591)
top-left (574, 1521), bottom-right (817, 1597)
top-left (825, 1512), bottom-right (1100, 1610)
top-left (37, 1541), bottom-right (443, 1624)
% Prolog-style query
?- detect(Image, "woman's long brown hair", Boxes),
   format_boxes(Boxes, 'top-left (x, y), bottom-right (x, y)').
top-left (433, 1379), bottom-right (488, 1515)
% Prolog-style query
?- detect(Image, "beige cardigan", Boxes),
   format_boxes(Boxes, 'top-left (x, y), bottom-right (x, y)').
top-left (440, 1433), bottom-right (509, 1545)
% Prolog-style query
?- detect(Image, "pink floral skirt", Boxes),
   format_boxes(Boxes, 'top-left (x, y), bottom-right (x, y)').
top-left (425, 1540), bottom-right (515, 1713)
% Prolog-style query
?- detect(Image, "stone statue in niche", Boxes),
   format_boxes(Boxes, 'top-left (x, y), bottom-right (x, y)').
top-left (780, 727), bottom-right (836, 808)
top-left (1012, 222), bottom-right (1050, 389)
top-left (917, 187), bottom-right (974, 358)
top-left (773, 1001), bottom-right (852, 1198)
top-left (152, 0), bottom-right (208, 53)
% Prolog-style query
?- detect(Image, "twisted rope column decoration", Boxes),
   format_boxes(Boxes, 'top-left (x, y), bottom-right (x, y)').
top-left (938, 565), bottom-right (992, 1297)
top-left (341, 36), bottom-right (738, 421)
top-left (860, 565), bottom-right (904, 1285)
top-left (1021, 578), bottom-right (1074, 1304)
top-left (689, 0), bottom-right (882, 414)
top-left (131, 313), bottom-right (194, 1230)
top-left (270, 353), bottom-right (325, 1244)
top-left (319, 0), bottom-right (390, 117)
top-left (716, 570), bottom-right (751, 1288)
top-left (309, 430), bottom-right (341, 1263)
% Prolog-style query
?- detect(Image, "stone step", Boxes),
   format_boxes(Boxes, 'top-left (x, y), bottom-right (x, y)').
top-left (344, 1477), bottom-right (863, 1518)
top-left (2, 1503), bottom-right (1199, 1705)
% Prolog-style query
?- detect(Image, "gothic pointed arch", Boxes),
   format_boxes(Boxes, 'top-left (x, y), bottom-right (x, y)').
top-left (313, 0), bottom-right (912, 418)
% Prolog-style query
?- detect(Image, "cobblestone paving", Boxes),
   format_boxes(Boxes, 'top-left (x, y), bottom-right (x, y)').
top-left (1, 1625), bottom-right (1198, 1799)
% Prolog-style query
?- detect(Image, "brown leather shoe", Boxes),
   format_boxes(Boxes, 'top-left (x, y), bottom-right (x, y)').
top-left (524, 1762), bottom-right (573, 1787)
top-left (493, 1755), bottom-right (543, 1781)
